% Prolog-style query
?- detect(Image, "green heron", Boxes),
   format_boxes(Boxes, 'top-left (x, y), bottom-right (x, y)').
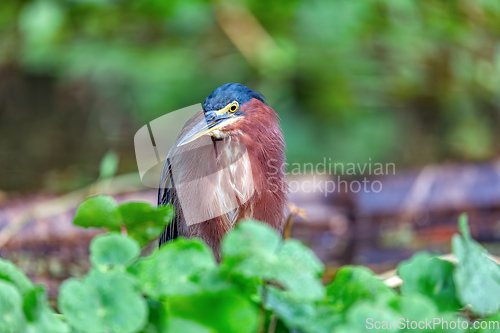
top-left (158, 83), bottom-right (287, 257)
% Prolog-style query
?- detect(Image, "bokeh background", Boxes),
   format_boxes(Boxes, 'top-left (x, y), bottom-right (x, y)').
top-left (2, 0), bottom-right (500, 296)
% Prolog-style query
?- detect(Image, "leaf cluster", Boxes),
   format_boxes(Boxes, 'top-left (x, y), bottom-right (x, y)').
top-left (1, 199), bottom-right (500, 332)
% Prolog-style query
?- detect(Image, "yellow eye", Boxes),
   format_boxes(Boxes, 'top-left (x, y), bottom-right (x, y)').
top-left (228, 102), bottom-right (238, 113)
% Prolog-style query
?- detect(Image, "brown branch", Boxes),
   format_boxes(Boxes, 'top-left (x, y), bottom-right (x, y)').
top-left (213, 2), bottom-right (282, 69)
top-left (268, 314), bottom-right (277, 333)
top-left (284, 203), bottom-right (307, 239)
top-left (0, 173), bottom-right (144, 248)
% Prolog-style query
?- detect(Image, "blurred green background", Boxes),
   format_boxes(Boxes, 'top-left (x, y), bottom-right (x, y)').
top-left (1, 0), bottom-right (500, 193)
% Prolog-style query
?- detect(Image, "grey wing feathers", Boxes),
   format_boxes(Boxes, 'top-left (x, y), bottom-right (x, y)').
top-left (156, 111), bottom-right (208, 247)
top-left (158, 158), bottom-right (180, 246)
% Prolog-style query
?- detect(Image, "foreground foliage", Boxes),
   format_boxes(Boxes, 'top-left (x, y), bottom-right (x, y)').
top-left (1, 197), bottom-right (500, 332)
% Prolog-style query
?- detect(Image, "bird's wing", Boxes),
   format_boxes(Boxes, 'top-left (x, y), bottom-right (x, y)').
top-left (158, 157), bottom-right (181, 245)
top-left (158, 111), bottom-right (231, 245)
top-left (157, 111), bottom-right (206, 245)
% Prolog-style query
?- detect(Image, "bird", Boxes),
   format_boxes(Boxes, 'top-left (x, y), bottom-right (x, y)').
top-left (158, 83), bottom-right (287, 259)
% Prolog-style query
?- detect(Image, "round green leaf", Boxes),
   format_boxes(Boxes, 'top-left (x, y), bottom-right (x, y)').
top-left (23, 286), bottom-right (69, 333)
top-left (220, 220), bottom-right (282, 280)
top-left (222, 220), bottom-right (282, 260)
top-left (166, 290), bottom-right (258, 333)
top-left (265, 287), bottom-right (341, 333)
top-left (339, 300), bottom-right (400, 333)
top-left (275, 239), bottom-right (326, 302)
top-left (325, 266), bottom-right (396, 313)
top-left (118, 203), bottom-right (173, 246)
top-left (165, 317), bottom-right (214, 333)
top-left (129, 238), bottom-right (216, 298)
top-left (0, 280), bottom-right (26, 333)
top-left (59, 270), bottom-right (147, 333)
top-left (73, 195), bottom-right (121, 231)
top-left (453, 219), bottom-right (500, 316)
top-left (221, 221), bottom-right (325, 302)
top-left (90, 233), bottom-right (140, 268)
top-left (398, 252), bottom-right (460, 312)
top-left (0, 258), bottom-right (34, 294)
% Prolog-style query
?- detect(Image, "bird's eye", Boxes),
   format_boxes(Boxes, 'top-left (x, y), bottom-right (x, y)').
top-left (228, 102), bottom-right (238, 113)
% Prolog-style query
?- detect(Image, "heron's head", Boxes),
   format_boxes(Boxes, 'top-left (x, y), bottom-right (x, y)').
top-left (178, 83), bottom-right (266, 146)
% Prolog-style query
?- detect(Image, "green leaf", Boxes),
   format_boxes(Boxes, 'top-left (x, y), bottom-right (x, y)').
top-left (140, 298), bottom-right (169, 333)
top-left (58, 270), bottom-right (147, 333)
top-left (389, 295), bottom-right (438, 328)
top-left (99, 150), bottom-right (119, 179)
top-left (221, 221), bottom-right (281, 282)
top-left (221, 221), bottom-right (327, 331)
top-left (23, 286), bottom-right (69, 333)
top-left (0, 280), bottom-right (26, 333)
top-left (90, 233), bottom-right (140, 268)
top-left (129, 238), bottom-right (216, 298)
top-left (74, 197), bottom-right (173, 246)
top-left (265, 287), bottom-right (340, 333)
top-left (275, 239), bottom-right (325, 301)
top-left (336, 300), bottom-right (400, 333)
top-left (398, 252), bottom-right (461, 312)
top-left (118, 203), bottom-right (173, 247)
top-left (452, 215), bottom-right (500, 316)
top-left (387, 295), bottom-right (467, 333)
top-left (73, 195), bottom-right (121, 231)
top-left (264, 287), bottom-right (315, 329)
top-left (458, 213), bottom-right (470, 239)
top-left (325, 266), bottom-right (396, 314)
top-left (0, 258), bottom-right (34, 294)
top-left (221, 220), bottom-right (325, 302)
top-left (166, 290), bottom-right (259, 333)
top-left (222, 220), bottom-right (282, 262)
top-left (165, 317), bottom-right (214, 333)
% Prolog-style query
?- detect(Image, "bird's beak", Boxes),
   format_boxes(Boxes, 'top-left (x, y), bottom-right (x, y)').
top-left (177, 112), bottom-right (234, 146)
